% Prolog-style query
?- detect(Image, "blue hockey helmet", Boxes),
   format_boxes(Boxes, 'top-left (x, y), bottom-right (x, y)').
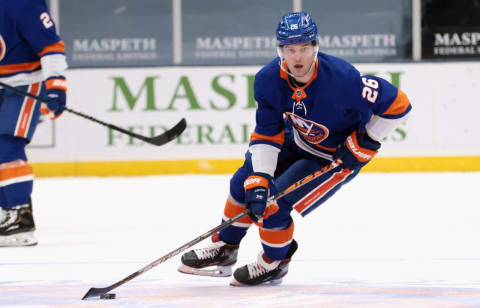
top-left (276, 12), bottom-right (318, 46)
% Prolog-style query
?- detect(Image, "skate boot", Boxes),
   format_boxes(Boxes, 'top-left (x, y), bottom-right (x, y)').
top-left (178, 232), bottom-right (239, 277)
top-left (0, 200), bottom-right (38, 247)
top-left (230, 239), bottom-right (298, 286)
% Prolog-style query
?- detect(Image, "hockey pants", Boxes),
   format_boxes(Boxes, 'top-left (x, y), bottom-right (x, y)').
top-left (219, 139), bottom-right (362, 261)
top-left (0, 83), bottom-right (43, 209)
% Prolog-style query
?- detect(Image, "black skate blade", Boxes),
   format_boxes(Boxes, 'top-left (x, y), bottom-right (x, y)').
top-left (230, 278), bottom-right (283, 287)
top-left (82, 287), bottom-right (113, 300)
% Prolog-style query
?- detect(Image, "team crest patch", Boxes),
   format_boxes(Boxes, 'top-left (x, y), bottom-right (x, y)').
top-left (285, 112), bottom-right (329, 144)
top-left (0, 35), bottom-right (6, 61)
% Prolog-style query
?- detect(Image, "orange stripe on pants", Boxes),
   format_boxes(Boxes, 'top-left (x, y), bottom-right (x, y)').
top-left (223, 196), bottom-right (254, 226)
top-left (0, 160), bottom-right (34, 187)
top-left (259, 221), bottom-right (294, 248)
top-left (14, 82), bottom-right (40, 138)
top-left (293, 168), bottom-right (353, 215)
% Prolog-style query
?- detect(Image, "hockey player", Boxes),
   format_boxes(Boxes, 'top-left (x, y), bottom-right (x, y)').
top-left (178, 12), bottom-right (411, 286)
top-left (0, 0), bottom-right (68, 246)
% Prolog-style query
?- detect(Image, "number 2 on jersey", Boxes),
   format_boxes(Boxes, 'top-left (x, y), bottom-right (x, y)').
top-left (40, 12), bottom-right (53, 29)
top-left (361, 77), bottom-right (379, 103)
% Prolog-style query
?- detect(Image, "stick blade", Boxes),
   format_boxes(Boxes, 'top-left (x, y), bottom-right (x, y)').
top-left (81, 287), bottom-right (111, 300)
top-left (148, 118), bottom-right (187, 146)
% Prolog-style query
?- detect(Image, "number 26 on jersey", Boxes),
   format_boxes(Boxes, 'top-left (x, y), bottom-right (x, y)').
top-left (361, 77), bottom-right (379, 103)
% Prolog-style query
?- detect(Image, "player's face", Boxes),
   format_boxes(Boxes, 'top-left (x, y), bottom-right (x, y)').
top-left (280, 42), bottom-right (317, 81)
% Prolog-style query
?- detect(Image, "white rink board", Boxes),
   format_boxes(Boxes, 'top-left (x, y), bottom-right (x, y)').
top-left (27, 62), bottom-right (480, 163)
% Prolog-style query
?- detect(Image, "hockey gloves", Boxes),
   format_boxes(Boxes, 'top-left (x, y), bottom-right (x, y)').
top-left (244, 172), bottom-right (279, 224)
top-left (333, 130), bottom-right (381, 170)
top-left (41, 76), bottom-right (67, 120)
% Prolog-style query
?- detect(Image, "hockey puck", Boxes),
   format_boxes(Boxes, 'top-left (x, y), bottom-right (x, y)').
top-left (100, 293), bottom-right (116, 300)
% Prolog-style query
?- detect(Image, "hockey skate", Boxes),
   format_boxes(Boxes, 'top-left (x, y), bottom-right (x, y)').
top-left (0, 201), bottom-right (37, 247)
top-left (178, 233), bottom-right (239, 277)
top-left (230, 239), bottom-right (298, 286)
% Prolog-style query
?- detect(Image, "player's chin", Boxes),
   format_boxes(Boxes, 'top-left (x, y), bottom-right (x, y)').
top-left (295, 69), bottom-right (309, 77)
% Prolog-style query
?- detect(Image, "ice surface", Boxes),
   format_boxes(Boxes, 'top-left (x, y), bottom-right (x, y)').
top-left (1, 173), bottom-right (480, 307)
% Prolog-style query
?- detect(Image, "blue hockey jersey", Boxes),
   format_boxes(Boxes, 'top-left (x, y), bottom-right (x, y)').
top-left (0, 0), bottom-right (65, 85)
top-left (250, 52), bottom-right (412, 161)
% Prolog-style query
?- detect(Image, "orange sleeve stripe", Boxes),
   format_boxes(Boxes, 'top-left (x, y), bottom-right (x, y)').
top-left (0, 61), bottom-right (41, 75)
top-left (383, 89), bottom-right (411, 116)
top-left (223, 198), bottom-right (254, 224)
top-left (38, 41), bottom-right (66, 57)
top-left (250, 131), bottom-right (285, 145)
top-left (259, 221), bottom-right (294, 245)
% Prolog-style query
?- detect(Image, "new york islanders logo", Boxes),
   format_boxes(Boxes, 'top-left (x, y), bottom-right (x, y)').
top-left (0, 35), bottom-right (5, 62)
top-left (285, 112), bottom-right (329, 144)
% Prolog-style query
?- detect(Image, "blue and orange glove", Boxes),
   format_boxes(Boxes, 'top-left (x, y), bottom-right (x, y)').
top-left (333, 130), bottom-right (381, 169)
top-left (244, 172), bottom-right (279, 224)
top-left (40, 76), bottom-right (67, 120)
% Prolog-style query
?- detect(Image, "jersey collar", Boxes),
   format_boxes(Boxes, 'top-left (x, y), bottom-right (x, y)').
top-left (280, 59), bottom-right (318, 101)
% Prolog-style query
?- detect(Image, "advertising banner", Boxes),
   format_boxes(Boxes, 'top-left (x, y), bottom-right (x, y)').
top-left (60, 0), bottom-right (173, 67)
top-left (27, 62), bottom-right (480, 164)
top-left (303, 0), bottom-right (412, 62)
top-left (422, 27), bottom-right (480, 59)
top-left (181, 0), bottom-right (289, 65)
top-left (59, 0), bottom-right (413, 67)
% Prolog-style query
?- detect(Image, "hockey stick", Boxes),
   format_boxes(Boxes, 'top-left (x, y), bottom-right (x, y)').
top-left (0, 81), bottom-right (186, 146)
top-left (81, 158), bottom-right (342, 300)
